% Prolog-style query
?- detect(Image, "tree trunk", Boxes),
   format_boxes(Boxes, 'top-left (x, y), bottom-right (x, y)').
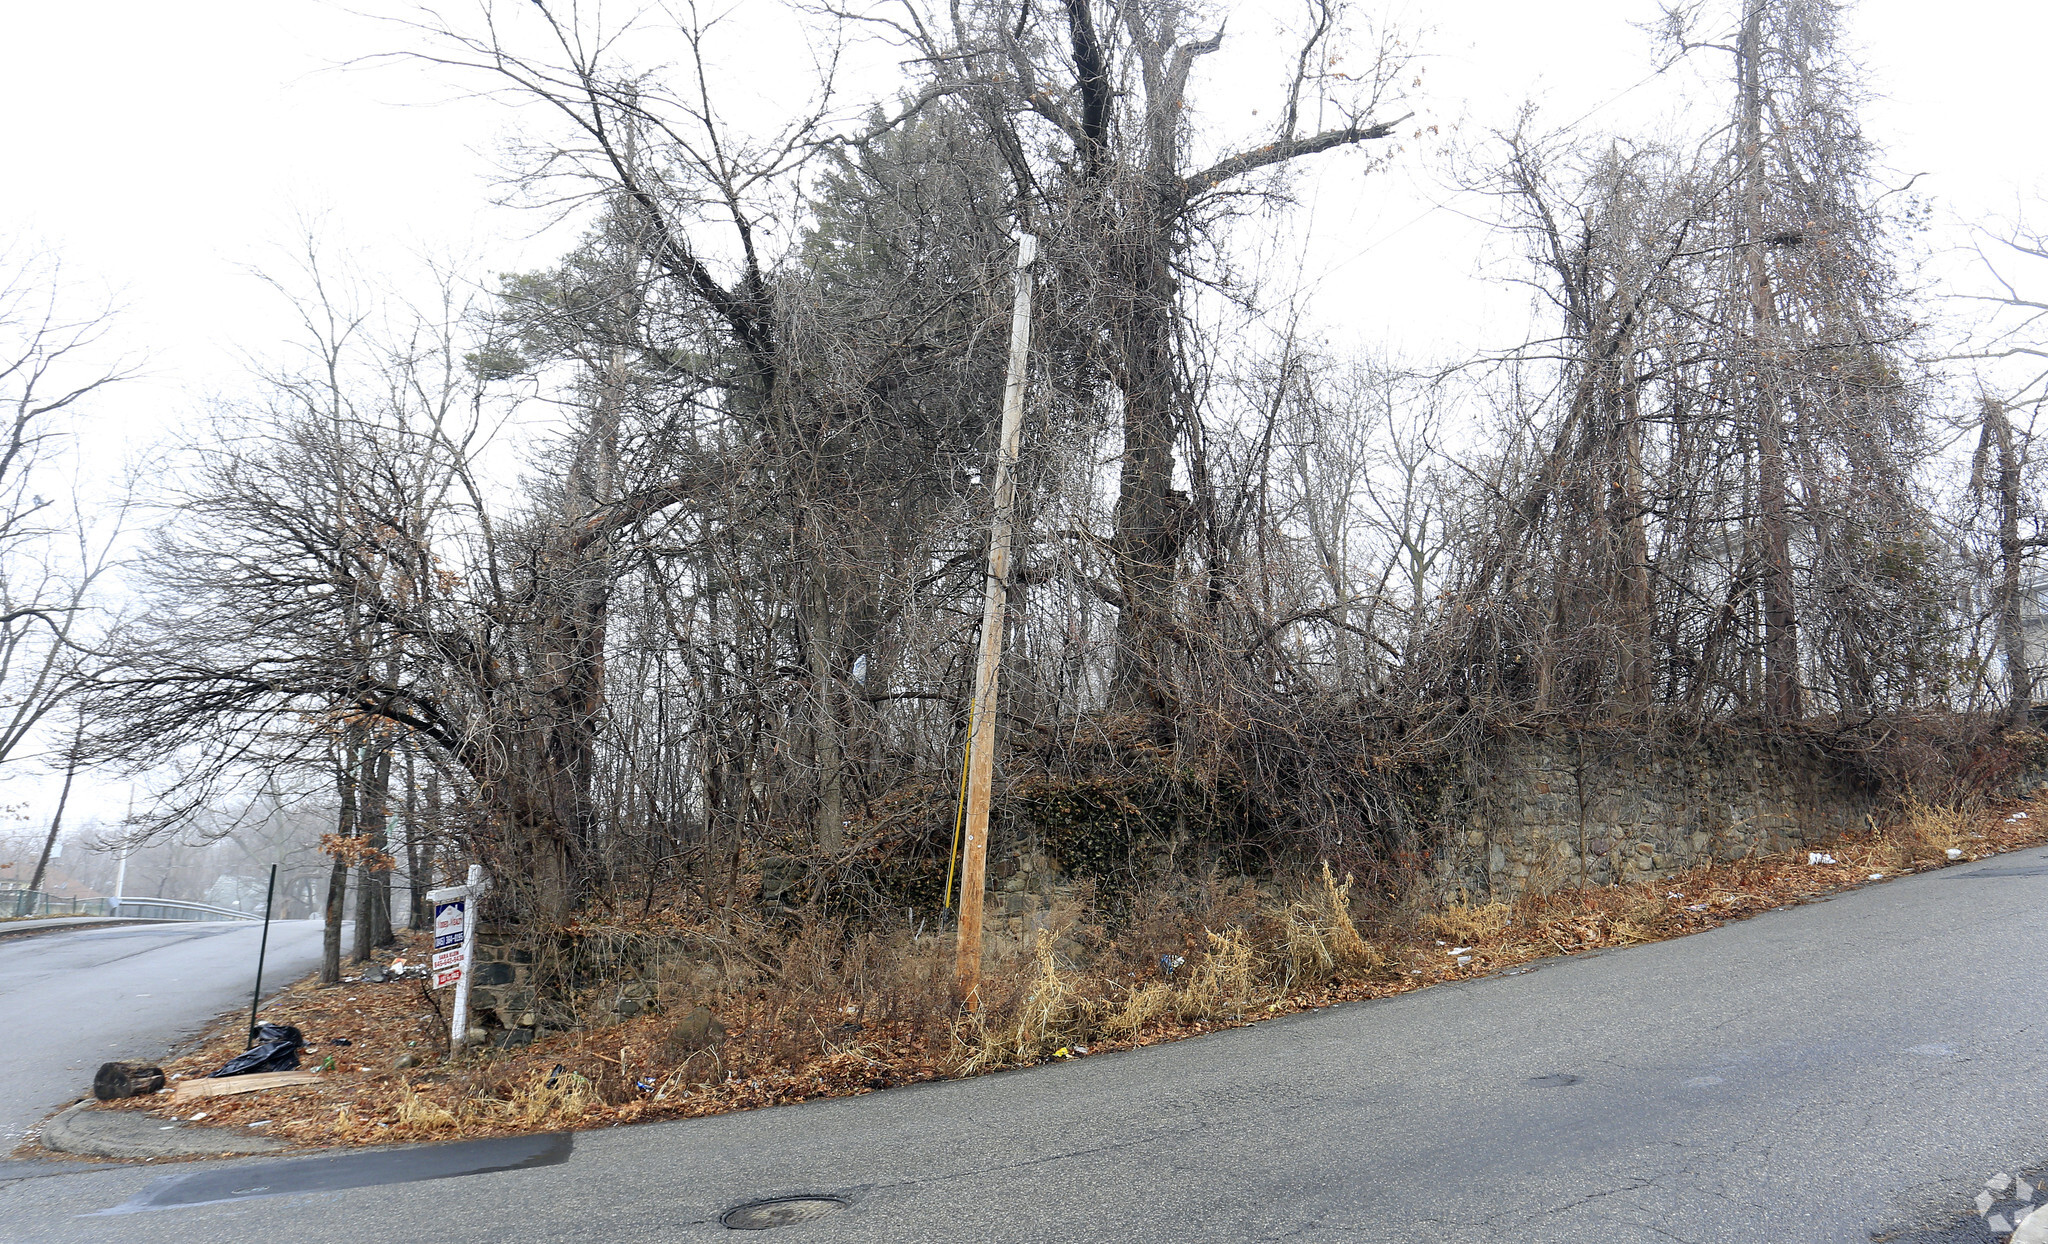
top-left (1988, 401), bottom-right (2031, 723)
top-left (415, 769), bottom-right (441, 930)
top-left (1108, 197), bottom-right (1189, 726)
top-left (1740, 2), bottom-right (1802, 721)
top-left (401, 751), bottom-right (424, 930)
top-left (27, 723), bottom-right (81, 896)
top-left (352, 745), bottom-right (394, 958)
top-left (1615, 372), bottom-right (1654, 714)
top-left (804, 571), bottom-right (845, 853)
top-left (321, 744), bottom-right (359, 985)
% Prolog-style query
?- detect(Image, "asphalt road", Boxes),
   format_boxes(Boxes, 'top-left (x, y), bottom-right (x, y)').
top-left (4, 851), bottom-right (2046, 1243)
top-left (0, 919), bottom-right (328, 1148)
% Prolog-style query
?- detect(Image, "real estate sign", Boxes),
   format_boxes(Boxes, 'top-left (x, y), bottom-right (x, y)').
top-left (425, 866), bottom-right (488, 1050)
top-left (432, 898), bottom-right (466, 989)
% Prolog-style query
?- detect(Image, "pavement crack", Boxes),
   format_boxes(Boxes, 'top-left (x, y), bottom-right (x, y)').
top-left (860, 1121), bottom-right (1200, 1192)
top-left (1538, 1176), bottom-right (1661, 1216)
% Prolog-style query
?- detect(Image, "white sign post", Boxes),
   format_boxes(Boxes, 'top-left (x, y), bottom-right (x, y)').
top-left (425, 864), bottom-right (487, 1050)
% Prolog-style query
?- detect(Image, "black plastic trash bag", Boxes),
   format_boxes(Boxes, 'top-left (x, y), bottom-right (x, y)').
top-left (209, 1023), bottom-right (305, 1077)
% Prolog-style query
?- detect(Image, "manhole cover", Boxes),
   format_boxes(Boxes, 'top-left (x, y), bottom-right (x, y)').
top-left (1527, 1073), bottom-right (1581, 1088)
top-left (722, 1197), bottom-right (849, 1230)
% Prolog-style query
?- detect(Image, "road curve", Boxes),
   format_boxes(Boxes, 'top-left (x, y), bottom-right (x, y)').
top-left (0, 919), bottom-right (328, 1147)
top-left (2, 852), bottom-right (2044, 1243)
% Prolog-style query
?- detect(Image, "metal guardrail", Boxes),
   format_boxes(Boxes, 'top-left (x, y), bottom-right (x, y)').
top-left (110, 897), bottom-right (262, 922)
top-left (1, 890), bottom-right (264, 921)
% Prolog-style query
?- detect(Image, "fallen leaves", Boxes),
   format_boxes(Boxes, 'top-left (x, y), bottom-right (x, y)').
top-left (64, 792), bottom-right (2048, 1157)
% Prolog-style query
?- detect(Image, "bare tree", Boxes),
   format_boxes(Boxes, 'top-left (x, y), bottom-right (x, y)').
top-left (875, 0), bottom-right (1414, 724)
top-left (1969, 397), bottom-right (2044, 721)
top-left (0, 245), bottom-right (132, 772)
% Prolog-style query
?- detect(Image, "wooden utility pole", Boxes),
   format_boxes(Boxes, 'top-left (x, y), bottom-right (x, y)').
top-left (956, 232), bottom-right (1039, 1008)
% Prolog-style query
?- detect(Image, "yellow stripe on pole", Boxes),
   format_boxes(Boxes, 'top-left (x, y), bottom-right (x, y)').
top-left (942, 708), bottom-right (974, 909)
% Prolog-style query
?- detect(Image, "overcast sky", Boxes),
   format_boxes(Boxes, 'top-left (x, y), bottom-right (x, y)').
top-left (0, 0), bottom-right (2042, 839)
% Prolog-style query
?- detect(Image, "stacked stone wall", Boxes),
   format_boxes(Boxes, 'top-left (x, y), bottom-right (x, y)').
top-left (464, 923), bottom-right (541, 1036)
top-left (462, 923), bottom-right (722, 1041)
top-left (461, 729), bottom-right (1891, 1037)
top-left (1433, 731), bottom-right (1878, 901)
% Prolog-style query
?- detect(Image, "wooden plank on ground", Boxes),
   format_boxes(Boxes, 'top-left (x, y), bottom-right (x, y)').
top-left (172, 1071), bottom-right (323, 1101)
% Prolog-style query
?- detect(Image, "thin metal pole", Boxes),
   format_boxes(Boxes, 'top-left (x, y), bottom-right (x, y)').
top-left (956, 231), bottom-right (1038, 1009)
top-left (247, 864), bottom-right (278, 1047)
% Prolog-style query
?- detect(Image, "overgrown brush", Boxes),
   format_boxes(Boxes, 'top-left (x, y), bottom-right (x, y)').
top-left (252, 784), bottom-right (2048, 1152)
top-left (1276, 864), bottom-right (1382, 987)
top-left (1177, 927), bottom-right (1262, 1020)
top-left (961, 942), bottom-right (1101, 1073)
top-left (1900, 794), bottom-right (1974, 855)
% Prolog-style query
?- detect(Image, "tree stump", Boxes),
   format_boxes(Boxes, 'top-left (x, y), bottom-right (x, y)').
top-left (92, 1061), bottom-right (165, 1100)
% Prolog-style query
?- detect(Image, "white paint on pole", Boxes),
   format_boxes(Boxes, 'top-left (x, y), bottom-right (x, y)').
top-left (425, 864), bottom-right (487, 1049)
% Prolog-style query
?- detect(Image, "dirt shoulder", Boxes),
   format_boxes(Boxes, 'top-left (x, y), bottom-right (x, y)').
top-left (36, 792), bottom-right (2046, 1158)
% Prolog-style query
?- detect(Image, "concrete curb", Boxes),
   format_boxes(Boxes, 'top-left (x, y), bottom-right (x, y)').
top-left (0, 918), bottom-right (168, 942)
top-left (39, 1101), bottom-right (289, 1159)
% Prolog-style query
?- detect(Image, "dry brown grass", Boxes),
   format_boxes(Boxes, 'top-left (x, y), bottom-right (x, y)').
top-left (64, 788), bottom-right (2048, 1156)
top-left (485, 1067), bottom-right (597, 1126)
top-left (958, 867), bottom-right (1382, 1070)
top-left (394, 1080), bottom-right (457, 1131)
top-left (1275, 864), bottom-right (1383, 988)
top-left (1177, 927), bottom-right (1261, 1020)
top-left (1900, 795), bottom-right (1975, 856)
top-left (960, 942), bottom-right (1101, 1073)
top-left (1104, 980), bottom-right (1176, 1036)
top-left (1422, 898), bottom-right (1515, 945)
top-left (1611, 891), bottom-right (1673, 944)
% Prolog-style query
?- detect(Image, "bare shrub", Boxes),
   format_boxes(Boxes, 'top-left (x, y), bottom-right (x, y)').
top-left (1900, 795), bottom-right (1974, 855)
top-left (1098, 868), bottom-right (1256, 978)
top-left (843, 929), bottom-right (957, 1026)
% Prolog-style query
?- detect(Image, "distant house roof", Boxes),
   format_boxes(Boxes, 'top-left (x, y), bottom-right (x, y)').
top-left (13, 865), bottom-right (103, 900)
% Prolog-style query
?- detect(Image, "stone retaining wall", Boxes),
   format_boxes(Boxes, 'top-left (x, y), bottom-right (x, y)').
top-left (464, 924), bottom-right (540, 1034)
top-left (1432, 730), bottom-right (1879, 901)
top-left (462, 922), bottom-right (718, 1040)
top-left (460, 729), bottom-right (1891, 1036)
